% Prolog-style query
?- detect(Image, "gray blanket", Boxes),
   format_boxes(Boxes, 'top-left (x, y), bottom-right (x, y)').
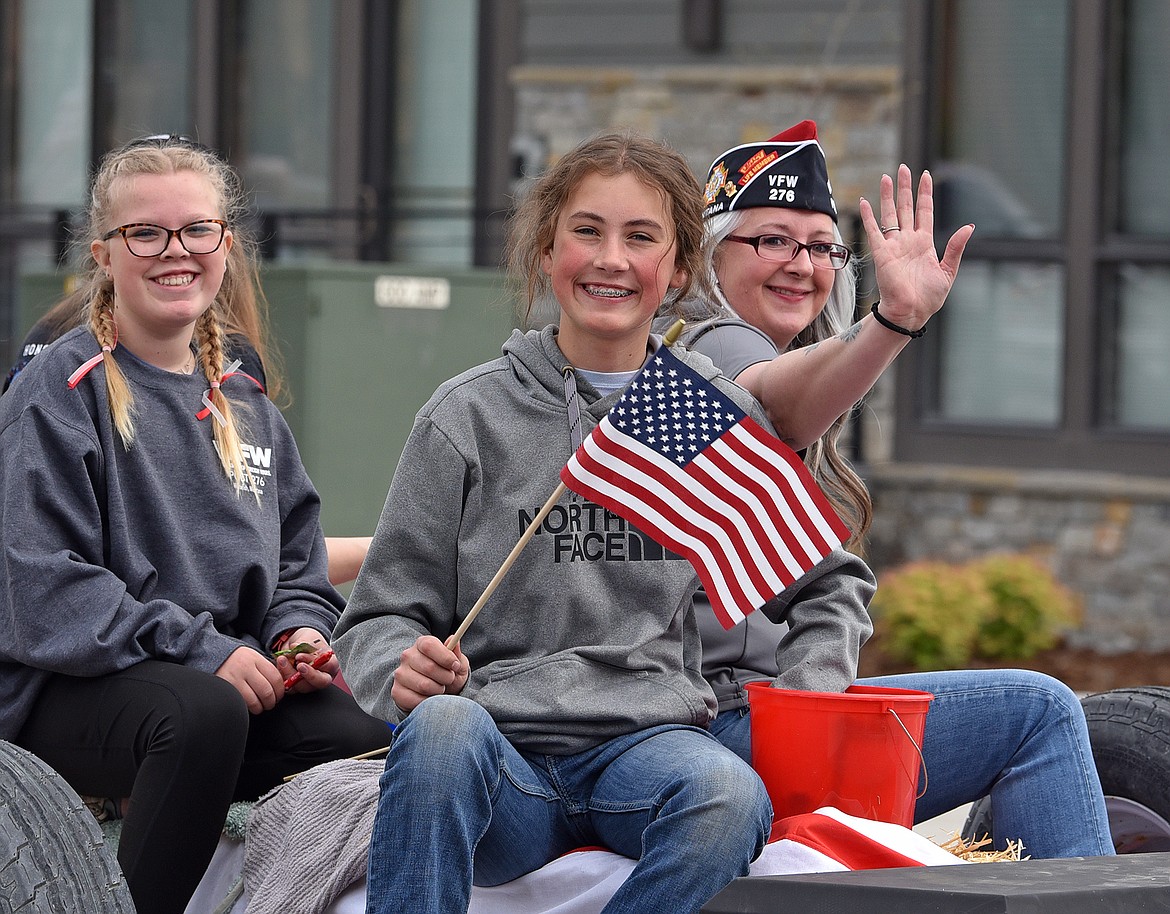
top-left (243, 758), bottom-right (383, 914)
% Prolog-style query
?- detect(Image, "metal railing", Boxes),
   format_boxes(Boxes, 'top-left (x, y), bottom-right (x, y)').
top-left (0, 200), bottom-right (504, 363)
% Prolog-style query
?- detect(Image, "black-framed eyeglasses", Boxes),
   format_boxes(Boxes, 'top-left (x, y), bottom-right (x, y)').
top-left (724, 233), bottom-right (852, 270)
top-left (101, 220), bottom-right (228, 258)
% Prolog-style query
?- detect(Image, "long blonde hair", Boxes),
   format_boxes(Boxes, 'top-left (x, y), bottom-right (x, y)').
top-left (79, 138), bottom-right (271, 493)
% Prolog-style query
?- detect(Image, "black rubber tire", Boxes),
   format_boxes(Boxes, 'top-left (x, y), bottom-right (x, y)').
top-left (960, 794), bottom-right (994, 846)
top-left (1082, 686), bottom-right (1170, 853)
top-left (962, 687), bottom-right (1170, 854)
top-left (0, 740), bottom-right (136, 913)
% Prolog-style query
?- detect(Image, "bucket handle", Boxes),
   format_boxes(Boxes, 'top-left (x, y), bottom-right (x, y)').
top-left (887, 708), bottom-right (929, 800)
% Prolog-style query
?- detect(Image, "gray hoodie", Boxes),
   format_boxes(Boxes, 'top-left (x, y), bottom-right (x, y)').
top-left (0, 326), bottom-right (342, 740)
top-left (334, 326), bottom-right (873, 755)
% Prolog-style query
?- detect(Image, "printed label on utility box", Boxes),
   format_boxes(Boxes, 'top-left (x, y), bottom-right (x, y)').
top-left (375, 276), bottom-right (451, 310)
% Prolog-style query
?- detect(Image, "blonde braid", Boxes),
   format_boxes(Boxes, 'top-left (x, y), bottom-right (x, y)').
top-left (87, 290), bottom-right (136, 446)
top-left (195, 309), bottom-right (256, 496)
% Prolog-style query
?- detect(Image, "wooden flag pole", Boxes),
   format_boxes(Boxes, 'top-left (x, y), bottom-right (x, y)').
top-left (283, 743), bottom-right (392, 781)
top-left (443, 320), bottom-right (683, 651)
top-left (445, 481), bottom-right (567, 650)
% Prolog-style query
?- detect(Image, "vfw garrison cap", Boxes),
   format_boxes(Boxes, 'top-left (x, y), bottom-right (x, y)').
top-left (702, 119), bottom-right (837, 222)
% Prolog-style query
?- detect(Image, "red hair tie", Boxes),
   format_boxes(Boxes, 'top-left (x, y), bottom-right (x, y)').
top-left (196, 358), bottom-right (260, 424)
top-left (68, 345), bottom-right (113, 389)
top-left (69, 318), bottom-right (119, 390)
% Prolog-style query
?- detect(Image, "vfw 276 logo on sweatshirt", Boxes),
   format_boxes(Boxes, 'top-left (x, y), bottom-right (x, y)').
top-left (215, 440), bottom-right (274, 497)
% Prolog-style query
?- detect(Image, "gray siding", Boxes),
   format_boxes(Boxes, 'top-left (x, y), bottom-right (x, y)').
top-left (521, 1), bottom-right (903, 67)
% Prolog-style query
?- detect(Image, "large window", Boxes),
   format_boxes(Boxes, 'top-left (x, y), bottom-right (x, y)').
top-left (1108, 0), bottom-right (1170, 430)
top-left (1118, 0), bottom-right (1170, 238)
top-left (97, 0), bottom-right (195, 148)
top-left (937, 2), bottom-right (1067, 242)
top-left (17, 0), bottom-right (92, 208)
top-left (931, 0), bottom-right (1067, 427)
top-left (388, 0), bottom-right (479, 265)
top-left (937, 262), bottom-right (1063, 426)
top-left (896, 0), bottom-right (1170, 475)
top-left (235, 0), bottom-right (334, 213)
top-left (224, 0), bottom-right (480, 264)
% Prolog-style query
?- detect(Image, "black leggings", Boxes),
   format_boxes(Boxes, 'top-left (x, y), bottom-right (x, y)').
top-left (17, 660), bottom-right (391, 914)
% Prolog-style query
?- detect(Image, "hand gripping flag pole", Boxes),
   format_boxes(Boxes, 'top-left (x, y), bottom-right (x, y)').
top-left (446, 320), bottom-right (849, 649)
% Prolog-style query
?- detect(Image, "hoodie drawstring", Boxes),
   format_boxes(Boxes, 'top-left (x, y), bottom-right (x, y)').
top-left (562, 366), bottom-right (584, 452)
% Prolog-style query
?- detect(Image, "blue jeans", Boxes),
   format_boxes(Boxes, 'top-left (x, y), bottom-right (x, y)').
top-left (365, 695), bottom-right (770, 914)
top-left (710, 668), bottom-right (1114, 859)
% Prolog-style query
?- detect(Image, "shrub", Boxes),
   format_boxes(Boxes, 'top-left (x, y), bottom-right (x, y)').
top-left (870, 560), bottom-right (994, 670)
top-left (870, 553), bottom-right (1081, 670)
top-left (970, 554), bottom-right (1081, 660)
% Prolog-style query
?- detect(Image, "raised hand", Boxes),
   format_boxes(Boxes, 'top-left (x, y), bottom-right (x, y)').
top-left (859, 164), bottom-right (974, 333)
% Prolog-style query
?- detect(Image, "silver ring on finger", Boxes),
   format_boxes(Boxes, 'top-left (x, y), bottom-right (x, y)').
top-left (880, 224), bottom-right (901, 235)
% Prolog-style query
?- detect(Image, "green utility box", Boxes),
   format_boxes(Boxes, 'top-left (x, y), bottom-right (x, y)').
top-left (11, 272), bottom-right (72, 342)
top-left (15, 262), bottom-right (518, 538)
top-left (262, 262), bottom-right (517, 537)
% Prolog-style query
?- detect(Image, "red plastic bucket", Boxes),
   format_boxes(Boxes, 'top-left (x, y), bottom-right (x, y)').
top-left (746, 682), bottom-right (934, 837)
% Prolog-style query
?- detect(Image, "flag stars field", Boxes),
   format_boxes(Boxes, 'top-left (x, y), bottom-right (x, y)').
top-left (562, 339), bottom-right (851, 628)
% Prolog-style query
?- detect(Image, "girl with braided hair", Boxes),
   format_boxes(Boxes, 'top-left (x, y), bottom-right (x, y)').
top-left (0, 136), bottom-right (388, 914)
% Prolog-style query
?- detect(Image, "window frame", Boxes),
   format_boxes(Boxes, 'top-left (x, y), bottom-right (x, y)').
top-left (894, 0), bottom-right (1170, 476)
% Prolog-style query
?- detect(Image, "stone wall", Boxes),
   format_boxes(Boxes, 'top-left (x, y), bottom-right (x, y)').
top-left (509, 64), bottom-right (902, 230)
top-left (866, 464), bottom-right (1170, 653)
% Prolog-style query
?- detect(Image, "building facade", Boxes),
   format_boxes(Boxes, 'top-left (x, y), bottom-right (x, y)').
top-left (1, 0), bottom-right (1167, 647)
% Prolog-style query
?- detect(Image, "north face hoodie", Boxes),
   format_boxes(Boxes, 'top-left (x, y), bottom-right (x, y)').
top-left (334, 326), bottom-right (873, 755)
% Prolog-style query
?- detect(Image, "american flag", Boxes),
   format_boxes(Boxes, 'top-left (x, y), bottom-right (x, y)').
top-left (560, 343), bottom-right (850, 629)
